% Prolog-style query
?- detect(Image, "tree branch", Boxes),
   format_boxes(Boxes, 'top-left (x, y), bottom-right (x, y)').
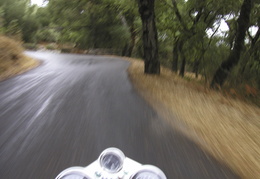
top-left (171, 0), bottom-right (188, 32)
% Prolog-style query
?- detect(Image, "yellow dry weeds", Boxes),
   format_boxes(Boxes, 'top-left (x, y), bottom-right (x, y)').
top-left (0, 55), bottom-right (39, 81)
top-left (0, 35), bottom-right (39, 81)
top-left (127, 58), bottom-right (260, 179)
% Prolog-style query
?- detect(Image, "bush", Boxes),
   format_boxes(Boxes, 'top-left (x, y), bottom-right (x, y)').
top-left (23, 43), bottom-right (38, 50)
top-left (0, 35), bottom-right (23, 72)
top-left (61, 48), bottom-right (72, 53)
top-left (36, 28), bottom-right (59, 43)
top-left (46, 44), bottom-right (56, 50)
top-left (4, 20), bottom-right (23, 41)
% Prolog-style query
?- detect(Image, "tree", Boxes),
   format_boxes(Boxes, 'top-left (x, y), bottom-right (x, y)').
top-left (159, 0), bottom-right (219, 77)
top-left (4, 19), bottom-right (22, 40)
top-left (22, 5), bottom-right (41, 42)
top-left (210, 0), bottom-right (253, 88)
top-left (138, 0), bottom-right (160, 74)
top-left (47, 0), bottom-right (131, 50)
top-left (111, 0), bottom-right (140, 57)
top-left (0, 0), bottom-right (47, 42)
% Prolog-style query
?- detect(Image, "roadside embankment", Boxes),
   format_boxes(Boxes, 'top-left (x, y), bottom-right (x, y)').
top-left (0, 36), bottom-right (39, 81)
top-left (127, 58), bottom-right (260, 179)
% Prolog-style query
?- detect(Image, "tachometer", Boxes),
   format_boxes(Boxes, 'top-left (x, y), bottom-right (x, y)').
top-left (130, 165), bottom-right (167, 179)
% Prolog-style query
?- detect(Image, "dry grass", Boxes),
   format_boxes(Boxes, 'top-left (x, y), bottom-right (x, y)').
top-left (0, 35), bottom-right (39, 81)
top-left (127, 58), bottom-right (260, 179)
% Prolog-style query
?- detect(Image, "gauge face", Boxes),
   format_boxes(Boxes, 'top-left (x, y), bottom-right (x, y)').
top-left (100, 153), bottom-right (121, 172)
top-left (60, 174), bottom-right (89, 179)
top-left (55, 167), bottom-right (91, 179)
top-left (132, 171), bottom-right (161, 179)
top-left (99, 148), bottom-right (125, 173)
top-left (130, 165), bottom-right (166, 179)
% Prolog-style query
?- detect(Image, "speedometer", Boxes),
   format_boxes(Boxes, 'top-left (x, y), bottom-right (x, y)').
top-left (100, 153), bottom-right (121, 171)
top-left (60, 174), bottom-right (89, 179)
top-left (55, 167), bottom-right (91, 179)
top-left (98, 148), bottom-right (125, 173)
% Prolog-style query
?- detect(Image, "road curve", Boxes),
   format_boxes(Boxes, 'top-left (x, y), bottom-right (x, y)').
top-left (0, 52), bottom-right (239, 179)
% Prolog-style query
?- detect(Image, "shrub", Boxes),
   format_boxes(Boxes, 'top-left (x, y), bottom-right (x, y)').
top-left (23, 43), bottom-right (38, 50)
top-left (46, 44), bottom-right (56, 50)
top-left (61, 48), bottom-right (72, 53)
top-left (35, 28), bottom-right (59, 43)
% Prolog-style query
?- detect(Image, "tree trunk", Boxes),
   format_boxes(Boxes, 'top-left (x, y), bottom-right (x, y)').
top-left (210, 0), bottom-right (252, 88)
top-left (172, 39), bottom-right (179, 72)
top-left (121, 44), bottom-right (129, 56)
top-left (192, 59), bottom-right (200, 78)
top-left (177, 40), bottom-right (185, 77)
top-left (193, 50), bottom-right (206, 78)
top-left (179, 54), bottom-right (186, 77)
top-left (138, 0), bottom-right (160, 74)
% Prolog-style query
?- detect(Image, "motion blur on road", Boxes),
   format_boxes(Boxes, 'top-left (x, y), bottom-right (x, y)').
top-left (0, 52), bottom-right (239, 179)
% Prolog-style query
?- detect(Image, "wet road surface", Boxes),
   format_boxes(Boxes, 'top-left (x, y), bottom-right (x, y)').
top-left (0, 52), bottom-right (239, 178)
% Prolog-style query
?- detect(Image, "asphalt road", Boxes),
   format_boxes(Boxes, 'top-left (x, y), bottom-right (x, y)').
top-left (0, 52), bottom-right (239, 179)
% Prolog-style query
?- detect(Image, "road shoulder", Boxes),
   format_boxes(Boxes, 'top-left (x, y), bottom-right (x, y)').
top-left (127, 58), bottom-right (260, 179)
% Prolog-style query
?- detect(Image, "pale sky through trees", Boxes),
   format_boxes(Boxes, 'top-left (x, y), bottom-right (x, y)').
top-left (31, 0), bottom-right (47, 7)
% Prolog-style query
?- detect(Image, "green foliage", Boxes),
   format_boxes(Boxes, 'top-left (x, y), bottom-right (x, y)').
top-left (46, 0), bottom-right (135, 50)
top-left (35, 7), bottom-right (51, 27)
top-left (1, 0), bottom-right (27, 27)
top-left (22, 16), bottom-right (40, 42)
top-left (5, 19), bottom-right (22, 40)
top-left (0, 0), bottom-right (53, 42)
top-left (0, 7), bottom-right (4, 33)
top-left (229, 32), bottom-right (260, 89)
top-left (35, 28), bottom-right (59, 42)
top-left (203, 40), bottom-right (229, 78)
top-left (46, 43), bottom-right (56, 50)
top-left (155, 0), bottom-right (259, 92)
top-left (23, 43), bottom-right (38, 50)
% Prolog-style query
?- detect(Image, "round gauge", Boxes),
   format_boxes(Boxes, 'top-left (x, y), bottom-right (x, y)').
top-left (98, 148), bottom-right (125, 173)
top-left (100, 153), bottom-right (121, 171)
top-left (55, 167), bottom-right (91, 179)
top-left (130, 165), bottom-right (167, 179)
top-left (59, 174), bottom-right (89, 179)
top-left (131, 171), bottom-right (161, 179)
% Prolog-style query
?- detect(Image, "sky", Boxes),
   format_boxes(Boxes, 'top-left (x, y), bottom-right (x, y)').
top-left (31, 0), bottom-right (47, 7)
